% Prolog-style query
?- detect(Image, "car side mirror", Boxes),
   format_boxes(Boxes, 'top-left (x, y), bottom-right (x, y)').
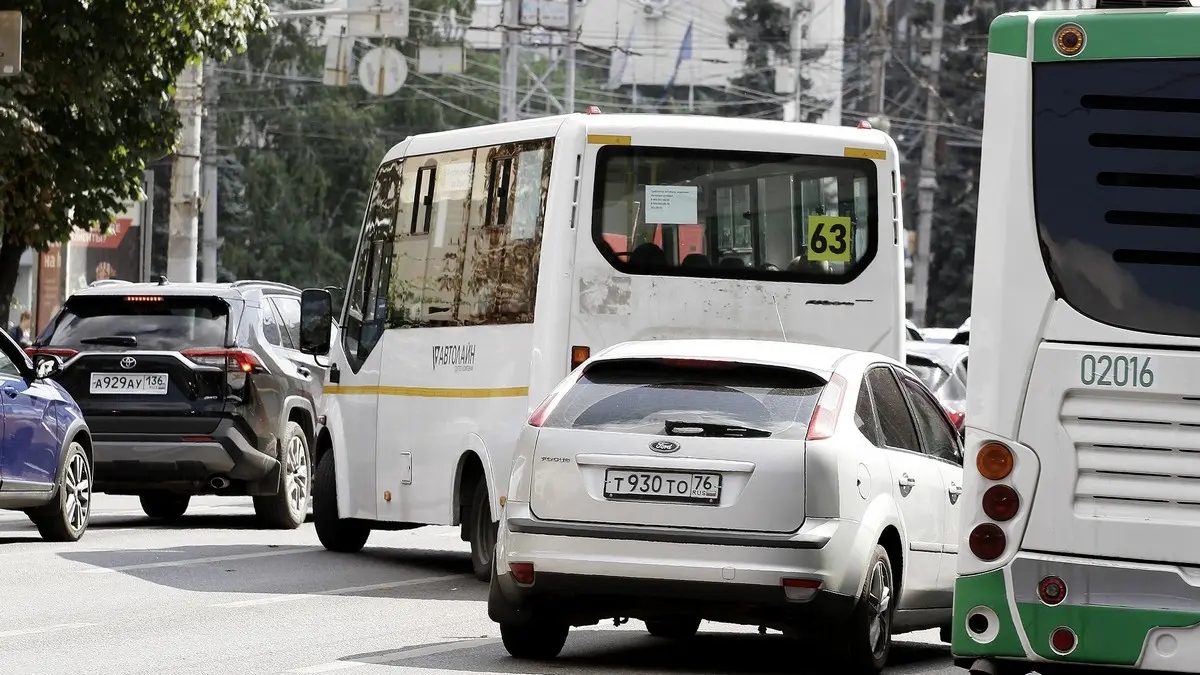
top-left (34, 354), bottom-right (63, 380)
top-left (299, 288), bottom-right (334, 356)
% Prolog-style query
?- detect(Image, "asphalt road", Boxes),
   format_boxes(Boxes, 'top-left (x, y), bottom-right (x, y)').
top-left (0, 496), bottom-right (961, 675)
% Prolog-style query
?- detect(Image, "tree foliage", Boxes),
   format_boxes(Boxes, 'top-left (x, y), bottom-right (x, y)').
top-left (725, 0), bottom-right (829, 120)
top-left (0, 0), bottom-right (272, 311)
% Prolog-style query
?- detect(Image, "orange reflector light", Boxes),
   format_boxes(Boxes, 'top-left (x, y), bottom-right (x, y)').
top-left (977, 442), bottom-right (1014, 480)
top-left (1053, 23), bottom-right (1085, 58)
top-left (570, 345), bottom-right (590, 370)
top-left (510, 562), bottom-right (535, 585)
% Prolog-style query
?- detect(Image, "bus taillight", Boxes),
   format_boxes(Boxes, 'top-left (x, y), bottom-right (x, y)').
top-left (981, 484), bottom-right (1020, 522)
top-left (570, 345), bottom-right (590, 370)
top-left (976, 442), bottom-right (1014, 481)
top-left (968, 523), bottom-right (1007, 561)
top-left (1038, 576), bottom-right (1067, 606)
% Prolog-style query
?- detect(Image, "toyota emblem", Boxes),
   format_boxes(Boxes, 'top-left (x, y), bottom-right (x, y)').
top-left (120, 356), bottom-right (137, 370)
top-left (649, 440), bottom-right (680, 454)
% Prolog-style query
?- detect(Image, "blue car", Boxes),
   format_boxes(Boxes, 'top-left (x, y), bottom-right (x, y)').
top-left (0, 328), bottom-right (93, 541)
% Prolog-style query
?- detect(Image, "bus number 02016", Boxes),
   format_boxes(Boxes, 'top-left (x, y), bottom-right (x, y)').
top-left (1080, 354), bottom-right (1154, 388)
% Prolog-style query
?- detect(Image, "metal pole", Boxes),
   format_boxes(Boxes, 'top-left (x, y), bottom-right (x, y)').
top-left (565, 0), bottom-right (576, 113)
top-left (866, 0), bottom-right (888, 117)
top-left (791, 0), bottom-right (804, 122)
top-left (201, 60), bottom-right (219, 283)
top-left (167, 58), bottom-right (203, 283)
top-left (910, 0), bottom-right (946, 327)
top-left (140, 169), bottom-right (155, 282)
top-left (501, 0), bottom-right (521, 121)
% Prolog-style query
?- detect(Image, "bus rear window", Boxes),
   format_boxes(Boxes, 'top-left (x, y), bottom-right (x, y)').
top-left (1033, 58), bottom-right (1200, 337)
top-left (592, 146), bottom-right (878, 282)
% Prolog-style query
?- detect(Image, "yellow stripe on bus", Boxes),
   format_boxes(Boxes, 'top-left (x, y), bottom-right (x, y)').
top-left (844, 146), bottom-right (887, 160)
top-left (324, 385), bottom-right (530, 398)
top-left (587, 134), bottom-right (632, 146)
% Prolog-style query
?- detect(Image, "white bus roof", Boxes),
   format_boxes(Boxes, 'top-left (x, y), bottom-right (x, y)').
top-left (383, 113), bottom-right (896, 164)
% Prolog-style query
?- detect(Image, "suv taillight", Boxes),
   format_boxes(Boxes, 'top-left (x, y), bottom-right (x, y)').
top-left (182, 348), bottom-right (268, 389)
top-left (25, 347), bottom-right (79, 360)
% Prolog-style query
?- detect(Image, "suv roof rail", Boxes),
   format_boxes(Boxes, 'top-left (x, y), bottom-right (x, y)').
top-left (230, 279), bottom-right (301, 293)
top-left (89, 279), bottom-right (133, 287)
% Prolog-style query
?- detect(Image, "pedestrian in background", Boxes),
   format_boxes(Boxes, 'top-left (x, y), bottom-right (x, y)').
top-left (7, 311), bottom-right (32, 348)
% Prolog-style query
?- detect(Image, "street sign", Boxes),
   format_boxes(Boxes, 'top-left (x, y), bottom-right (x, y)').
top-left (357, 46), bottom-right (408, 97)
top-left (0, 11), bottom-right (22, 76)
top-left (417, 45), bottom-right (464, 75)
top-left (323, 35), bottom-right (352, 86)
top-left (347, 0), bottom-right (409, 38)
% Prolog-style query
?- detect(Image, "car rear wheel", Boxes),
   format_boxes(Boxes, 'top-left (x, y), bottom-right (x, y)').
top-left (140, 492), bottom-right (190, 519)
top-left (313, 450), bottom-right (371, 553)
top-left (645, 617), bottom-right (701, 639)
top-left (29, 441), bottom-right (92, 542)
top-left (468, 477), bottom-right (497, 582)
top-left (840, 544), bottom-right (895, 675)
top-left (499, 614), bottom-right (569, 659)
top-left (255, 421), bottom-right (311, 529)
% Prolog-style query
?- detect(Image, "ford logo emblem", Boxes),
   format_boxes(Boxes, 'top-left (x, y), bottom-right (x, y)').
top-left (120, 356), bottom-right (137, 370)
top-left (649, 440), bottom-right (680, 454)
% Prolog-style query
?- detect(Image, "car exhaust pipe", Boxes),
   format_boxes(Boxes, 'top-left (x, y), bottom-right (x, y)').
top-left (209, 475), bottom-right (230, 490)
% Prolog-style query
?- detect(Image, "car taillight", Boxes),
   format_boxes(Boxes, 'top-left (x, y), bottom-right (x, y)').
top-left (25, 347), bottom-right (78, 359)
top-left (806, 373), bottom-right (847, 441)
top-left (945, 406), bottom-right (965, 430)
top-left (969, 523), bottom-right (1006, 561)
top-left (182, 348), bottom-right (266, 374)
top-left (527, 367), bottom-right (586, 428)
top-left (981, 484), bottom-right (1020, 522)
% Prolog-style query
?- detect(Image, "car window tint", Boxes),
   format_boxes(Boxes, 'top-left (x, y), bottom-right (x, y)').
top-left (866, 367), bottom-right (921, 453)
top-left (44, 296), bottom-right (229, 351)
top-left (901, 374), bottom-right (963, 463)
top-left (261, 300), bottom-right (283, 347)
top-left (855, 379), bottom-right (881, 446)
top-left (544, 358), bottom-right (826, 438)
top-left (272, 296), bottom-right (303, 349)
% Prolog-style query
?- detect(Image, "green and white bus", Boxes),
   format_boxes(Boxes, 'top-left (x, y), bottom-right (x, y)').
top-left (953, 2), bottom-right (1200, 674)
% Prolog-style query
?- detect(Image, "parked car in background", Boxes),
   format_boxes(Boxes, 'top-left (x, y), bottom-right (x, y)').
top-left (904, 341), bottom-right (968, 435)
top-left (0, 329), bottom-right (93, 541)
top-left (951, 317), bottom-right (969, 345)
top-left (489, 339), bottom-right (964, 675)
top-left (917, 327), bottom-right (957, 343)
top-left (26, 278), bottom-right (327, 528)
top-left (906, 320), bottom-right (924, 342)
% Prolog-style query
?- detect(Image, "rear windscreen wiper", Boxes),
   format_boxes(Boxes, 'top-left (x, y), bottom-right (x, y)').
top-left (665, 420), bottom-right (771, 438)
top-left (78, 335), bottom-right (138, 347)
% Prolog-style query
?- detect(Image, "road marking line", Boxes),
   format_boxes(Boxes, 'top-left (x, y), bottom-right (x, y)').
top-left (82, 547), bottom-right (316, 573)
top-left (0, 622), bottom-right (97, 639)
top-left (286, 662), bottom-right (364, 673)
top-left (212, 573), bottom-right (470, 608)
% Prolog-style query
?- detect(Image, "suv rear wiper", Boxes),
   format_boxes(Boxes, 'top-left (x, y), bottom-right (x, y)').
top-left (664, 420), bottom-right (771, 438)
top-left (78, 335), bottom-right (138, 347)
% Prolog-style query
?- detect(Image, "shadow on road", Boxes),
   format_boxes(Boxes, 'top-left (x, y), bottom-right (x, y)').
top-left (56, 543), bottom-right (483, 603)
top-left (85, 512), bottom-right (314, 531)
top-left (337, 631), bottom-right (953, 674)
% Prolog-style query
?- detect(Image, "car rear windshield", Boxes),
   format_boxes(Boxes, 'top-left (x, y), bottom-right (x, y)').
top-left (1033, 58), bottom-right (1200, 336)
top-left (43, 296), bottom-right (230, 351)
top-left (543, 358), bottom-right (827, 437)
top-left (592, 145), bottom-right (878, 283)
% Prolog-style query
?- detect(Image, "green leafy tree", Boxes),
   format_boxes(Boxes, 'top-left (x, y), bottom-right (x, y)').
top-left (0, 0), bottom-right (272, 313)
top-left (724, 0), bottom-right (829, 119)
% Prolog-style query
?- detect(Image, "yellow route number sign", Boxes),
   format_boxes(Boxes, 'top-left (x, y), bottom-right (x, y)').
top-left (806, 215), bottom-right (853, 262)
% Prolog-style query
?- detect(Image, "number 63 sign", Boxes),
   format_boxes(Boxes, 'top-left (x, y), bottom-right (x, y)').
top-left (806, 215), bottom-right (853, 263)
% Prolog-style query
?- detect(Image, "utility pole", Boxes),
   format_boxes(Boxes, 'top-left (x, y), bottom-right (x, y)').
top-left (167, 58), bottom-right (204, 283)
top-left (865, 0), bottom-right (888, 117)
top-left (500, 0), bottom-right (522, 121)
top-left (791, 0), bottom-right (804, 122)
top-left (565, 0), bottom-right (576, 113)
top-left (200, 60), bottom-right (220, 283)
top-left (910, 0), bottom-right (945, 327)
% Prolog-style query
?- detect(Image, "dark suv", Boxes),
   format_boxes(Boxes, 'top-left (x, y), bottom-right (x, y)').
top-left (25, 278), bottom-right (326, 528)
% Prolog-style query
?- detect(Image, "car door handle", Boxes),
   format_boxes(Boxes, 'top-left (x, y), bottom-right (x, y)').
top-left (296, 366), bottom-right (311, 378)
top-left (948, 483), bottom-right (963, 496)
top-left (1, 385), bottom-right (17, 399)
top-left (898, 473), bottom-right (917, 488)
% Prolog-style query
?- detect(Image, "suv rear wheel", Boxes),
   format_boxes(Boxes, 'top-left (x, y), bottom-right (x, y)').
top-left (140, 492), bottom-right (190, 519)
top-left (255, 421), bottom-right (311, 529)
top-left (313, 450), bottom-right (371, 552)
top-left (499, 612), bottom-right (570, 659)
top-left (29, 441), bottom-right (92, 542)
